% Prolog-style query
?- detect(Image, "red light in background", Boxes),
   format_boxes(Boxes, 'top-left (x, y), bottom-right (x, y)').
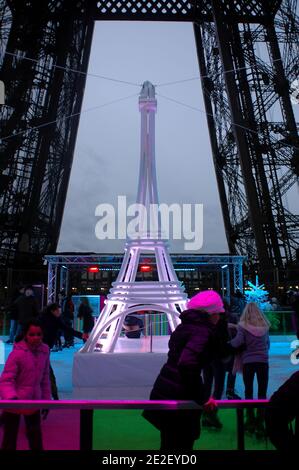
top-left (140, 265), bottom-right (152, 272)
top-left (88, 266), bottom-right (99, 273)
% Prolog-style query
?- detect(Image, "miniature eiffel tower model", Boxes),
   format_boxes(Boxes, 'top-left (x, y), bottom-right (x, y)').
top-left (82, 81), bottom-right (187, 353)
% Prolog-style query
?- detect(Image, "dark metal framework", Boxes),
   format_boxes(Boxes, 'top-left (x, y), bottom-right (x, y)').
top-left (194, 0), bottom-right (299, 281)
top-left (0, 0), bottom-right (94, 267)
top-left (0, 1), bottom-right (298, 283)
top-left (44, 253), bottom-right (245, 303)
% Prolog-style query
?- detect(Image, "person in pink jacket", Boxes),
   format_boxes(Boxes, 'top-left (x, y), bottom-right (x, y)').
top-left (0, 319), bottom-right (51, 450)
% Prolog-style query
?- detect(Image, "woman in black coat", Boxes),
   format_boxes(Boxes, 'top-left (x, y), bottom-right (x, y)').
top-left (39, 303), bottom-right (83, 399)
top-left (265, 370), bottom-right (299, 450)
top-left (77, 297), bottom-right (94, 338)
top-left (143, 290), bottom-right (227, 450)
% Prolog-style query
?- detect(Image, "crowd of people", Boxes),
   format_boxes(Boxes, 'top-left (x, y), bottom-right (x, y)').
top-left (0, 287), bottom-right (94, 449)
top-left (0, 285), bottom-right (298, 450)
top-left (143, 289), bottom-right (299, 450)
top-left (4, 288), bottom-right (97, 394)
top-left (5, 287), bottom-right (94, 350)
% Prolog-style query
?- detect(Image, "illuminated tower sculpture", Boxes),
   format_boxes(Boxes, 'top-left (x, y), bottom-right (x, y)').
top-left (82, 81), bottom-right (187, 353)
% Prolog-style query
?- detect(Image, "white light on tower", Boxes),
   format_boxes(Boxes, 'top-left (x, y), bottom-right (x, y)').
top-left (81, 82), bottom-right (188, 353)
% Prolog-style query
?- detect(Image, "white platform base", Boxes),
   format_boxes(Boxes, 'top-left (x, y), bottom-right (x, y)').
top-left (72, 336), bottom-right (169, 399)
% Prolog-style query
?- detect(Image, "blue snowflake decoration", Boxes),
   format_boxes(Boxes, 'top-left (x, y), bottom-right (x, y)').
top-left (244, 276), bottom-right (271, 310)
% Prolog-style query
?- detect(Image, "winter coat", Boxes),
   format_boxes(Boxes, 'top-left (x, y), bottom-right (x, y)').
top-left (0, 340), bottom-right (51, 414)
top-left (229, 321), bottom-right (270, 364)
top-left (231, 295), bottom-right (246, 316)
top-left (292, 297), bottom-right (299, 337)
top-left (77, 304), bottom-right (94, 333)
top-left (268, 371), bottom-right (299, 420)
top-left (142, 309), bottom-right (223, 437)
top-left (6, 292), bottom-right (24, 321)
top-left (62, 298), bottom-right (74, 320)
top-left (13, 296), bottom-right (39, 325)
top-left (265, 371), bottom-right (299, 450)
top-left (39, 311), bottom-right (82, 349)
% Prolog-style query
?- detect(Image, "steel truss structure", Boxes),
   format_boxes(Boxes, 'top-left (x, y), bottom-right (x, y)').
top-left (0, 0), bottom-right (298, 283)
top-left (45, 253), bottom-right (245, 304)
top-left (0, 0), bottom-right (94, 267)
top-left (194, 0), bottom-right (299, 281)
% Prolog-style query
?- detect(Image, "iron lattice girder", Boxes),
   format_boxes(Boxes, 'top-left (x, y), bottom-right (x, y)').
top-left (44, 253), bottom-right (246, 266)
top-left (194, 0), bottom-right (299, 271)
top-left (93, 0), bottom-right (282, 22)
top-left (45, 253), bottom-right (246, 304)
top-left (0, 0), bottom-right (94, 267)
top-left (0, 0), bottom-right (298, 278)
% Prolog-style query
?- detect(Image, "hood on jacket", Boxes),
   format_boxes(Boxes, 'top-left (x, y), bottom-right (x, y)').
top-left (180, 308), bottom-right (214, 326)
top-left (13, 339), bottom-right (49, 354)
top-left (239, 321), bottom-right (269, 337)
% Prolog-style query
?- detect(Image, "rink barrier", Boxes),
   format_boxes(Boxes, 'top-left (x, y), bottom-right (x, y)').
top-left (0, 399), bottom-right (269, 451)
top-left (0, 309), bottom-right (295, 336)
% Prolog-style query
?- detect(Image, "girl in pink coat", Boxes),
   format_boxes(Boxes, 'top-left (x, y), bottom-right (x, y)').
top-left (0, 319), bottom-right (51, 450)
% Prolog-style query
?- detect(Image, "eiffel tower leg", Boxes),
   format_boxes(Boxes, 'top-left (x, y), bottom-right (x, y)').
top-left (96, 301), bottom-right (114, 327)
top-left (162, 250), bottom-right (178, 281)
top-left (124, 247), bottom-right (140, 282)
top-left (104, 303), bottom-right (127, 352)
top-left (81, 301), bottom-right (116, 352)
top-left (82, 305), bottom-right (123, 352)
top-left (178, 301), bottom-right (188, 313)
top-left (161, 250), bottom-right (188, 319)
top-left (165, 312), bottom-right (176, 332)
top-left (107, 307), bottom-right (128, 353)
top-left (117, 249), bottom-right (131, 281)
top-left (155, 246), bottom-right (180, 331)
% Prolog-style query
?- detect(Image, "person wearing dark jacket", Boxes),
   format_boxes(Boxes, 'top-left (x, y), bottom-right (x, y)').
top-left (39, 303), bottom-right (84, 399)
top-left (5, 286), bottom-right (24, 344)
top-left (123, 315), bottom-right (144, 338)
top-left (61, 294), bottom-right (75, 347)
top-left (231, 290), bottom-right (246, 316)
top-left (77, 297), bottom-right (94, 340)
top-left (291, 294), bottom-right (299, 340)
top-left (229, 302), bottom-right (270, 437)
top-left (142, 290), bottom-right (228, 450)
top-left (0, 319), bottom-right (51, 450)
top-left (265, 371), bottom-right (299, 450)
top-left (225, 303), bottom-right (241, 400)
top-left (202, 310), bottom-right (230, 428)
top-left (13, 286), bottom-right (39, 335)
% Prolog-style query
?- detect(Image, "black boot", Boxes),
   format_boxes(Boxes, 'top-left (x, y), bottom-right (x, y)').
top-left (202, 409), bottom-right (223, 429)
top-left (254, 408), bottom-right (266, 439)
top-left (244, 408), bottom-right (256, 434)
top-left (226, 389), bottom-right (241, 400)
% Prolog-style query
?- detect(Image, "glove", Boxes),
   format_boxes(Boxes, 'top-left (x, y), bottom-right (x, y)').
top-left (204, 397), bottom-right (217, 412)
top-left (82, 333), bottom-right (89, 341)
top-left (41, 409), bottom-right (49, 420)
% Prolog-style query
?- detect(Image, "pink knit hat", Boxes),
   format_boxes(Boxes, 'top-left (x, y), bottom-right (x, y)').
top-left (187, 290), bottom-right (225, 314)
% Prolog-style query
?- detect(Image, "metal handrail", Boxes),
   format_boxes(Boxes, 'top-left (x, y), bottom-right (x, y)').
top-left (0, 398), bottom-right (269, 410)
top-left (0, 399), bottom-right (270, 450)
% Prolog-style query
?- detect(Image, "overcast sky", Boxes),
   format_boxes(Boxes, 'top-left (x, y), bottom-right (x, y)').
top-left (58, 20), bottom-right (290, 255)
top-left (58, 21), bottom-right (228, 254)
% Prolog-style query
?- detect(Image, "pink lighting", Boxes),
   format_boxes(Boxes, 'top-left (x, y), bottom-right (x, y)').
top-left (0, 399), bottom-right (270, 410)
